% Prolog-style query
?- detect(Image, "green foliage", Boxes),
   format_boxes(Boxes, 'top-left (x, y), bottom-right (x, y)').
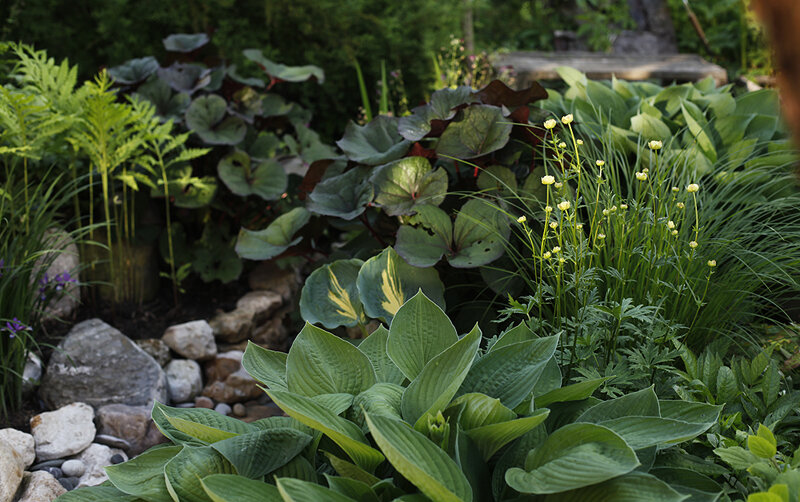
top-left (71, 292), bottom-right (723, 501)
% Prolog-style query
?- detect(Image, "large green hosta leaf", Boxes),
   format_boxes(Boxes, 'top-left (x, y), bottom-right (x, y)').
top-left (467, 409), bottom-right (550, 461)
top-left (436, 105), bottom-right (512, 159)
top-left (276, 478), bottom-right (356, 502)
top-left (307, 166), bottom-right (373, 220)
top-left (217, 151), bottom-right (287, 200)
top-left (200, 475), bottom-right (282, 502)
top-left (243, 49), bottom-right (325, 83)
top-left (211, 428), bottom-right (311, 478)
top-left (164, 446), bottom-right (237, 502)
top-left (356, 247), bottom-right (445, 322)
top-left (542, 472), bottom-right (689, 501)
top-left (242, 342), bottom-right (288, 390)
top-left (369, 156), bottom-right (448, 216)
top-left (356, 326), bottom-right (405, 385)
top-left (337, 116), bottom-right (410, 165)
top-left (505, 423), bottom-right (639, 494)
top-left (106, 445), bottom-right (183, 501)
top-left (300, 259), bottom-right (366, 329)
top-left (395, 198), bottom-right (509, 268)
top-left (152, 402), bottom-right (254, 446)
top-left (365, 413), bottom-right (473, 502)
top-left (56, 486), bottom-right (140, 501)
top-left (186, 94), bottom-right (246, 145)
top-left (235, 207), bottom-right (311, 260)
top-left (286, 322), bottom-right (376, 397)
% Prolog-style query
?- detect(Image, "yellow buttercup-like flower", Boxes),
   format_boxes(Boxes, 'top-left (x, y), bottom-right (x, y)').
top-left (596, 160), bottom-right (605, 167)
top-left (671, 230), bottom-right (678, 236)
top-left (545, 205), bottom-right (553, 213)
top-left (552, 246), bottom-right (561, 254)
top-left (677, 202), bottom-right (685, 209)
top-left (671, 187), bottom-right (679, 193)
top-left (648, 140), bottom-right (663, 150)
top-left (576, 139), bottom-right (584, 145)
top-left (597, 233), bottom-right (606, 240)
top-left (557, 201), bottom-right (571, 211)
top-left (635, 172), bottom-right (647, 181)
top-left (554, 182), bottom-right (563, 189)
top-left (541, 175), bottom-right (555, 185)
top-left (667, 221), bottom-right (675, 229)
top-left (561, 114), bottom-right (574, 125)
top-left (686, 183), bottom-right (700, 193)
top-left (543, 251), bottom-right (552, 259)
top-left (544, 119), bottom-right (557, 130)
top-left (708, 260), bottom-right (716, 267)
top-left (576, 223), bottom-right (584, 230)
top-left (517, 215), bottom-right (527, 224)
top-left (549, 222), bottom-right (558, 229)
top-left (689, 241), bottom-right (698, 249)
top-left (558, 142), bottom-right (567, 149)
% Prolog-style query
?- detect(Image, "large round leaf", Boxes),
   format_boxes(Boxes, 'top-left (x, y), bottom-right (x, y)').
top-left (163, 33), bottom-right (210, 52)
top-left (217, 151), bottom-right (287, 200)
top-left (307, 167), bottom-right (374, 220)
top-left (356, 247), bottom-right (445, 323)
top-left (133, 77), bottom-right (191, 121)
top-left (505, 423), bottom-right (639, 494)
top-left (151, 165), bottom-right (217, 208)
top-left (337, 116), bottom-right (411, 165)
top-left (243, 49), bottom-right (325, 83)
top-left (158, 63), bottom-right (212, 94)
top-left (370, 156), bottom-right (448, 216)
top-left (211, 428), bottom-right (311, 479)
top-left (436, 105), bottom-right (512, 159)
top-left (108, 57), bottom-right (159, 85)
top-left (106, 445), bottom-right (182, 501)
top-left (398, 86), bottom-right (475, 141)
top-left (394, 205), bottom-right (452, 267)
top-left (449, 198), bottom-right (509, 268)
top-left (235, 207), bottom-right (311, 260)
top-left (186, 95), bottom-right (247, 145)
top-left (300, 259), bottom-right (366, 329)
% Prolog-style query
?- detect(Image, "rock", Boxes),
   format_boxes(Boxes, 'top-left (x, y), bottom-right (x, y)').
top-left (0, 429), bottom-right (35, 468)
top-left (248, 261), bottom-right (299, 301)
top-left (162, 321), bottom-right (216, 361)
top-left (59, 477), bottom-right (77, 491)
top-left (110, 454), bottom-right (125, 465)
top-left (194, 396), bottom-right (214, 409)
top-left (60, 459), bottom-right (86, 478)
top-left (209, 309), bottom-right (253, 344)
top-left (232, 403), bottom-right (246, 417)
top-left (96, 404), bottom-right (167, 457)
top-left (30, 460), bottom-right (63, 471)
top-left (31, 402), bottom-right (95, 461)
top-left (21, 352), bottom-right (42, 395)
top-left (41, 467), bottom-right (62, 479)
top-left (214, 403), bottom-right (232, 416)
top-left (252, 315), bottom-right (289, 350)
top-left (175, 402), bottom-right (194, 408)
top-left (13, 470), bottom-right (66, 502)
top-left (37, 227), bottom-right (81, 319)
top-left (236, 291), bottom-right (283, 322)
top-left (135, 339), bottom-right (171, 367)
top-left (205, 351), bottom-right (244, 384)
top-left (202, 352), bottom-right (261, 404)
top-left (0, 439), bottom-right (24, 502)
top-left (94, 434), bottom-right (130, 451)
top-left (165, 359), bottom-right (203, 403)
top-left (40, 319), bottom-right (167, 410)
top-left (240, 403), bottom-right (284, 423)
top-left (73, 443), bottom-right (127, 488)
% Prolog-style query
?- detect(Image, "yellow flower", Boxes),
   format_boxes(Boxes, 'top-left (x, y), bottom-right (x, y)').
top-left (543, 251), bottom-right (552, 259)
top-left (544, 118), bottom-right (557, 130)
top-left (648, 140), bottom-right (663, 150)
top-left (686, 183), bottom-right (700, 193)
top-left (671, 230), bottom-right (678, 236)
top-left (602, 209), bottom-right (609, 216)
top-left (597, 233), bottom-right (606, 240)
top-left (561, 114), bottom-right (573, 125)
top-left (557, 201), bottom-right (571, 211)
top-left (677, 202), bottom-right (685, 209)
top-left (610, 205), bottom-right (617, 212)
top-left (545, 205), bottom-right (553, 213)
top-left (576, 139), bottom-right (584, 145)
top-left (596, 160), bottom-right (605, 167)
top-left (620, 204), bottom-right (628, 210)
top-left (642, 168), bottom-right (649, 174)
top-left (552, 246), bottom-right (561, 254)
top-left (554, 182), bottom-right (563, 189)
top-left (708, 260), bottom-right (716, 267)
top-left (558, 257), bottom-right (566, 264)
top-left (671, 187), bottom-right (679, 193)
top-left (541, 175), bottom-right (555, 185)
top-left (667, 221), bottom-right (675, 229)
top-left (576, 223), bottom-right (584, 230)
top-left (558, 142), bottom-right (567, 149)
top-left (549, 222), bottom-right (558, 229)
top-left (635, 172), bottom-right (647, 181)
top-left (517, 215), bottom-right (527, 224)
top-left (689, 241), bottom-right (698, 249)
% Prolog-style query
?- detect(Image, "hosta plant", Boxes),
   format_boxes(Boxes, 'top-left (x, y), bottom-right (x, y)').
top-left (63, 292), bottom-right (723, 502)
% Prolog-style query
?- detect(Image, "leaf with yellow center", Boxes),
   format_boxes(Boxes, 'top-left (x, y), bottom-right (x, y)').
top-left (380, 252), bottom-right (405, 316)
top-left (328, 268), bottom-right (364, 323)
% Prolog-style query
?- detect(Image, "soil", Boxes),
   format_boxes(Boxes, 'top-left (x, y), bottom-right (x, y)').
top-left (0, 275), bottom-right (250, 432)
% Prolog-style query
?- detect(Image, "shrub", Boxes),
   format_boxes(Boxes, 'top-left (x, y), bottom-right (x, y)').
top-left (63, 292), bottom-right (724, 501)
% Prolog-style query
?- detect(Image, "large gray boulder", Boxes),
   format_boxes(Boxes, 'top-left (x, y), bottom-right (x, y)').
top-left (40, 319), bottom-right (167, 409)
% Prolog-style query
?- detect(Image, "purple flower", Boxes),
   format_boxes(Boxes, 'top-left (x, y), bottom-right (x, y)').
top-left (4, 317), bottom-right (30, 339)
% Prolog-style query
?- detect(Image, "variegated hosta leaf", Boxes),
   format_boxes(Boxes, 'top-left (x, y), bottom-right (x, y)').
top-left (299, 259), bottom-right (366, 329)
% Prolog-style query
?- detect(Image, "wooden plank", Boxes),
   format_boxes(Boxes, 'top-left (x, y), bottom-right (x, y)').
top-left (494, 51), bottom-right (728, 86)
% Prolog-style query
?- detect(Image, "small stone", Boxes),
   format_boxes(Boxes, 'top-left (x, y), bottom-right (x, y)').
top-left (202, 368), bottom-right (262, 404)
top-left (236, 291), bottom-right (283, 322)
top-left (110, 454), bottom-right (125, 465)
top-left (240, 403), bottom-right (284, 423)
top-left (60, 459), bottom-right (86, 477)
top-left (162, 320), bottom-right (217, 361)
top-left (43, 466), bottom-right (62, 479)
top-left (165, 359), bottom-right (203, 403)
top-left (175, 402), bottom-right (195, 408)
top-left (31, 402), bottom-right (96, 461)
top-left (135, 338), bottom-right (171, 367)
top-left (14, 470), bottom-right (66, 501)
top-left (209, 309), bottom-right (253, 344)
top-left (252, 314), bottom-right (289, 350)
top-left (248, 261), bottom-right (298, 301)
top-left (214, 403), bottom-right (232, 416)
top-left (21, 352), bottom-right (42, 395)
top-left (0, 439), bottom-right (24, 502)
top-left (0, 428), bottom-right (35, 468)
top-left (194, 396), bottom-right (214, 409)
top-left (74, 443), bottom-right (127, 488)
top-left (30, 459), bottom-right (64, 471)
top-left (205, 351), bottom-right (244, 384)
top-left (94, 434), bottom-right (131, 451)
top-left (58, 477), bottom-right (75, 491)
top-left (232, 403), bottom-right (246, 417)
top-left (96, 404), bottom-right (167, 456)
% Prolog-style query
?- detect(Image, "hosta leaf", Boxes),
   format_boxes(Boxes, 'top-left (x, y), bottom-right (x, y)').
top-left (55, 486), bottom-right (139, 501)
top-left (370, 156), bottom-right (447, 216)
top-left (152, 402), bottom-right (253, 445)
top-left (598, 416), bottom-right (715, 450)
top-left (324, 452), bottom-right (381, 486)
top-left (287, 322), bottom-right (376, 396)
top-left (217, 151), bottom-right (287, 200)
top-left (387, 290), bottom-right (458, 381)
top-left (211, 428), bottom-right (312, 478)
top-left (436, 105), bottom-right (512, 159)
top-left (630, 112), bottom-right (671, 141)
top-left (242, 341), bottom-right (288, 391)
top-left (325, 475), bottom-right (380, 501)
top-left (163, 33), bottom-right (210, 52)
top-left (365, 413), bottom-right (473, 502)
top-left (401, 324), bottom-right (481, 429)
top-left (276, 478), bottom-right (356, 502)
top-left (490, 322), bottom-right (537, 352)
top-left (464, 336), bottom-right (558, 410)
top-left (337, 115), bottom-right (410, 165)
top-left (650, 467), bottom-right (723, 502)
top-left (267, 389), bottom-right (385, 472)
top-left (542, 472), bottom-right (689, 501)
top-left (307, 166), bottom-right (374, 220)
top-left (681, 103), bottom-right (716, 162)
top-left (398, 86), bottom-right (474, 141)
top-left (658, 400), bottom-right (722, 427)
top-left (532, 377), bottom-right (608, 408)
top-left (243, 49), bottom-right (325, 83)
top-left (235, 207), bottom-right (311, 260)
top-left (201, 474), bottom-right (282, 502)
top-left (506, 423), bottom-right (639, 494)
top-left (271, 455), bottom-right (318, 483)
top-left (394, 205), bottom-right (452, 268)
top-left (300, 259), bottom-right (366, 329)
top-left (356, 247), bottom-right (445, 323)
top-left (106, 445), bottom-right (182, 501)
top-left (186, 94), bottom-right (246, 144)
top-left (467, 409), bottom-right (550, 461)
top-left (449, 198), bottom-right (509, 268)
top-left (108, 56), bottom-right (159, 85)
top-left (166, 416), bottom-right (239, 444)
top-left (350, 383), bottom-right (405, 427)
top-left (159, 63), bottom-right (213, 95)
top-left (313, 393), bottom-right (355, 415)
top-left (576, 387), bottom-right (660, 423)
top-left (357, 326), bottom-right (406, 385)
top-left (450, 393), bottom-right (516, 430)
top-left (164, 446), bottom-right (237, 502)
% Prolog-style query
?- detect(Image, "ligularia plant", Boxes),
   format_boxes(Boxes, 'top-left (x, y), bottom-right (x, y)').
top-left (62, 292), bottom-right (722, 502)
